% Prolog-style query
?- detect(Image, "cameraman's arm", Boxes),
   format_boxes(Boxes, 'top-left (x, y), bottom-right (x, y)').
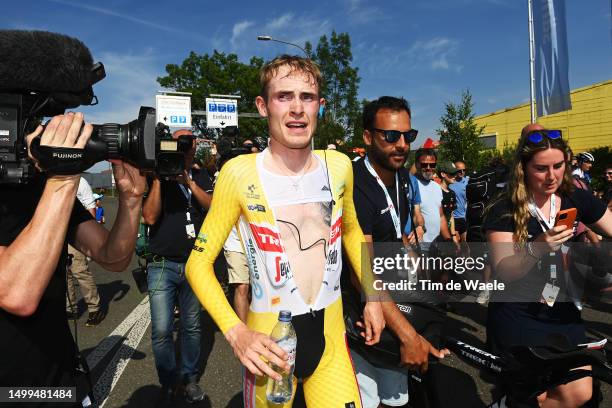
top-left (189, 180), bottom-right (212, 210)
top-left (142, 178), bottom-right (162, 225)
top-left (72, 162), bottom-right (145, 271)
top-left (0, 114), bottom-right (87, 316)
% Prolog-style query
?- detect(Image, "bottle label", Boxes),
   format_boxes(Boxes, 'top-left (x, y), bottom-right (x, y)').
top-left (277, 338), bottom-right (296, 367)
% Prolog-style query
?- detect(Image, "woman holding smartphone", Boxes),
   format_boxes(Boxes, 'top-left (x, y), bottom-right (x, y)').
top-left (483, 123), bottom-right (612, 407)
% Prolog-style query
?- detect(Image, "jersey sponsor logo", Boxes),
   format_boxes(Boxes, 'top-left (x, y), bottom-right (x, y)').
top-left (321, 185), bottom-right (331, 191)
top-left (252, 280), bottom-right (263, 299)
top-left (246, 239), bottom-right (261, 280)
top-left (274, 256), bottom-right (292, 283)
top-left (329, 216), bottom-right (342, 244)
top-left (271, 296), bottom-right (281, 306)
top-left (250, 224), bottom-right (283, 252)
top-left (327, 248), bottom-right (338, 265)
top-left (244, 184), bottom-right (261, 199)
top-left (247, 204), bottom-right (266, 212)
top-left (345, 403), bottom-right (356, 408)
top-left (196, 232), bottom-right (207, 245)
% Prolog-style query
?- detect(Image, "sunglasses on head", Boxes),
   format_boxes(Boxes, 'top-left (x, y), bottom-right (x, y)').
top-left (526, 129), bottom-right (562, 144)
top-left (419, 162), bottom-right (436, 169)
top-left (371, 128), bottom-right (418, 144)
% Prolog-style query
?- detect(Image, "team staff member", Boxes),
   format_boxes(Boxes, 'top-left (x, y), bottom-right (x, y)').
top-left (142, 129), bottom-right (212, 406)
top-left (450, 160), bottom-right (468, 242)
top-left (0, 112), bottom-right (145, 406)
top-left (484, 124), bottom-right (611, 407)
top-left (186, 55), bottom-right (384, 408)
top-left (351, 96), bottom-right (448, 408)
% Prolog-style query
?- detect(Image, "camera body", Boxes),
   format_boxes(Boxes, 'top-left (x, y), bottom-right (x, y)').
top-left (0, 30), bottom-right (191, 184)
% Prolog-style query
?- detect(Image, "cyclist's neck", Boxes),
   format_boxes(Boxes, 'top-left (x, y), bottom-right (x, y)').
top-left (265, 142), bottom-right (314, 175)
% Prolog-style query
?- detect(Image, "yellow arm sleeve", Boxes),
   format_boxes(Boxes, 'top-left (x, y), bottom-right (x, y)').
top-left (186, 160), bottom-right (242, 334)
top-left (339, 155), bottom-right (374, 292)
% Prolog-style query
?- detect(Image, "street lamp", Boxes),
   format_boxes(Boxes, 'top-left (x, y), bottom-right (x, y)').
top-left (257, 35), bottom-right (309, 57)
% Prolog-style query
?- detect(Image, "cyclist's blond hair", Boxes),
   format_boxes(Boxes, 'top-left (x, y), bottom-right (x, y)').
top-left (259, 55), bottom-right (322, 100)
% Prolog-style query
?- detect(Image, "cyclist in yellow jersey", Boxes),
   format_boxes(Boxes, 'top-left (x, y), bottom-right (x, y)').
top-left (186, 55), bottom-right (385, 408)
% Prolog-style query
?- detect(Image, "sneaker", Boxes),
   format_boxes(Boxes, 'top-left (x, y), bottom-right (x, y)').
top-left (155, 387), bottom-right (174, 408)
top-left (85, 310), bottom-right (107, 327)
top-left (184, 382), bottom-right (205, 403)
top-left (476, 289), bottom-right (490, 305)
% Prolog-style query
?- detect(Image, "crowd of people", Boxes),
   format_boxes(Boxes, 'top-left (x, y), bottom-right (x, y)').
top-left (0, 54), bottom-right (610, 408)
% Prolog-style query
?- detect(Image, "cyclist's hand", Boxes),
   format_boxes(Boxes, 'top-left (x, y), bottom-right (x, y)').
top-left (534, 225), bottom-right (574, 254)
top-left (225, 322), bottom-right (289, 380)
top-left (400, 333), bottom-right (450, 373)
top-left (361, 301), bottom-right (385, 345)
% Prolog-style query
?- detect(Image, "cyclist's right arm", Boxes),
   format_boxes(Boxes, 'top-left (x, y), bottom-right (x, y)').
top-left (185, 159), bottom-right (288, 379)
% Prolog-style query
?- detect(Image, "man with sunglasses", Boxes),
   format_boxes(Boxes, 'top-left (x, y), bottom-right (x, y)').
top-left (142, 128), bottom-right (212, 406)
top-left (414, 148), bottom-right (453, 248)
top-left (348, 97), bottom-right (446, 408)
top-left (450, 160), bottom-right (468, 243)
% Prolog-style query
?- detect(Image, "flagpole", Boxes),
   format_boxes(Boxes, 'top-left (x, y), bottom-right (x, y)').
top-left (528, 0), bottom-right (537, 123)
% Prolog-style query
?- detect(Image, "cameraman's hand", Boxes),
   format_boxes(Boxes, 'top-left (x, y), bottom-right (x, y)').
top-left (26, 112), bottom-right (92, 179)
top-left (111, 160), bottom-right (146, 201)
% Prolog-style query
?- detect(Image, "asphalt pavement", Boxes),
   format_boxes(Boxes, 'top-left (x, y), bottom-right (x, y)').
top-left (69, 196), bottom-right (610, 407)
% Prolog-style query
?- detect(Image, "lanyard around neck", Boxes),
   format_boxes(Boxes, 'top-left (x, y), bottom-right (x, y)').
top-left (178, 170), bottom-right (193, 207)
top-left (528, 194), bottom-right (557, 232)
top-left (364, 156), bottom-right (401, 239)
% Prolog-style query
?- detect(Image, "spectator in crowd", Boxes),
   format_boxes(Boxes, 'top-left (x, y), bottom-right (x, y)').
top-left (450, 159), bottom-right (469, 242)
top-left (142, 129), bottom-right (213, 406)
top-left (438, 162), bottom-right (458, 242)
top-left (94, 194), bottom-right (105, 224)
top-left (242, 139), bottom-right (260, 153)
top-left (605, 166), bottom-right (612, 210)
top-left (414, 148), bottom-right (453, 248)
top-left (572, 152), bottom-right (595, 188)
top-left (327, 143), bottom-right (337, 150)
top-left (66, 177), bottom-right (106, 326)
top-left (350, 96), bottom-right (446, 408)
top-left (484, 124), bottom-right (611, 407)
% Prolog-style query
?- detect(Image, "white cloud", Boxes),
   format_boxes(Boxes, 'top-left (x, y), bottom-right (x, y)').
top-left (265, 13), bottom-right (294, 31)
top-left (344, 0), bottom-right (385, 24)
top-left (80, 49), bottom-right (161, 124)
top-left (231, 20), bottom-right (254, 48)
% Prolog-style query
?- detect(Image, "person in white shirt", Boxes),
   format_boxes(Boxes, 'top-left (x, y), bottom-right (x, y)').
top-left (67, 177), bottom-right (106, 326)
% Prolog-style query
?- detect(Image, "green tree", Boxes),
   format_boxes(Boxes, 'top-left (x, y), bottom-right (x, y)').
top-left (157, 51), bottom-right (266, 139)
top-left (436, 90), bottom-right (485, 169)
top-left (307, 31), bottom-right (361, 149)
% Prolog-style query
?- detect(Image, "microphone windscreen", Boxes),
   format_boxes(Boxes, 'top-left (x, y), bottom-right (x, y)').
top-left (0, 30), bottom-right (95, 93)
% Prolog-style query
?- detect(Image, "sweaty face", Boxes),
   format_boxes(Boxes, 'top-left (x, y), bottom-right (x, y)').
top-left (417, 155), bottom-right (437, 181)
top-left (525, 148), bottom-right (566, 196)
top-left (255, 65), bottom-right (322, 150)
top-left (364, 109), bottom-right (411, 172)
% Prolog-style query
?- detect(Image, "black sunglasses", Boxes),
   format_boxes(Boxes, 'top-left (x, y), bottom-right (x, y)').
top-left (526, 129), bottom-right (562, 144)
top-left (456, 169), bottom-right (465, 174)
top-left (371, 128), bottom-right (418, 144)
top-left (419, 162), bottom-right (437, 169)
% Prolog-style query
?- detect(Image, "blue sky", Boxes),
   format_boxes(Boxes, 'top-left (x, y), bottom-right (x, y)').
top-left (4, 0), bottom-right (611, 171)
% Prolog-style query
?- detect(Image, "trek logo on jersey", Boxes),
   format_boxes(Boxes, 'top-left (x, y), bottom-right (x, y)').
top-left (329, 216), bottom-right (342, 244)
top-left (247, 204), bottom-right (266, 212)
top-left (249, 224), bottom-right (283, 252)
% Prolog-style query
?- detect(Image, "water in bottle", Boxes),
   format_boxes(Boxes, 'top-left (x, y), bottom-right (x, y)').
top-left (266, 310), bottom-right (297, 404)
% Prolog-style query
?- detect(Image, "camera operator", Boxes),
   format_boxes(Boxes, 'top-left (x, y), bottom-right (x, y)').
top-left (0, 112), bottom-right (145, 404)
top-left (141, 129), bottom-right (212, 406)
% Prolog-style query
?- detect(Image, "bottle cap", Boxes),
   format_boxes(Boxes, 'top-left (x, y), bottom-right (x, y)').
top-left (278, 310), bottom-right (292, 322)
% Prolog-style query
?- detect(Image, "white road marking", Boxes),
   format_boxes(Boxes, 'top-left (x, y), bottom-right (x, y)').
top-left (86, 297), bottom-right (150, 371)
top-left (94, 303), bottom-right (151, 407)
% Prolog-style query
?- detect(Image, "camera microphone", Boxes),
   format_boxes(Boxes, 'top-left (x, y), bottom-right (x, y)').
top-left (0, 30), bottom-right (103, 94)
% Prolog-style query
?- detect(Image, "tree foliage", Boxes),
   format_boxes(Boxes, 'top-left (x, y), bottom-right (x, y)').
top-left (436, 90), bottom-right (485, 169)
top-left (307, 31), bottom-right (361, 150)
top-left (157, 51), bottom-right (266, 140)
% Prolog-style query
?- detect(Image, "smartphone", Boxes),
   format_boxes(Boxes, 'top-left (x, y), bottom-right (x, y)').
top-left (555, 208), bottom-right (577, 230)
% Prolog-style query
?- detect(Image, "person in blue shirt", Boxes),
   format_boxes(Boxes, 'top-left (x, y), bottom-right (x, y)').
top-left (449, 160), bottom-right (468, 242)
top-left (93, 194), bottom-right (105, 224)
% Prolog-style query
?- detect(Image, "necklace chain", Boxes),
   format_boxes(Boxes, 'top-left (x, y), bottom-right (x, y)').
top-left (278, 154), bottom-right (313, 189)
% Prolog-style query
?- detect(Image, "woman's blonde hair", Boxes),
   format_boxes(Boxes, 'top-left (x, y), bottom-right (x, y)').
top-left (506, 127), bottom-right (574, 244)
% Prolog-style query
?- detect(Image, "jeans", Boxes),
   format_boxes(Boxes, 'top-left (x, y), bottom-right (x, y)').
top-left (147, 259), bottom-right (201, 387)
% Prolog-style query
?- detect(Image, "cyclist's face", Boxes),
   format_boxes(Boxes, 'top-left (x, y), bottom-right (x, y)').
top-left (255, 65), bottom-right (323, 150)
top-left (363, 109), bottom-right (411, 172)
top-left (525, 148), bottom-right (566, 196)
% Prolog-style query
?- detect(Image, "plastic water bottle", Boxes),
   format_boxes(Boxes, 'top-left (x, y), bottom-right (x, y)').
top-left (266, 310), bottom-right (297, 404)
